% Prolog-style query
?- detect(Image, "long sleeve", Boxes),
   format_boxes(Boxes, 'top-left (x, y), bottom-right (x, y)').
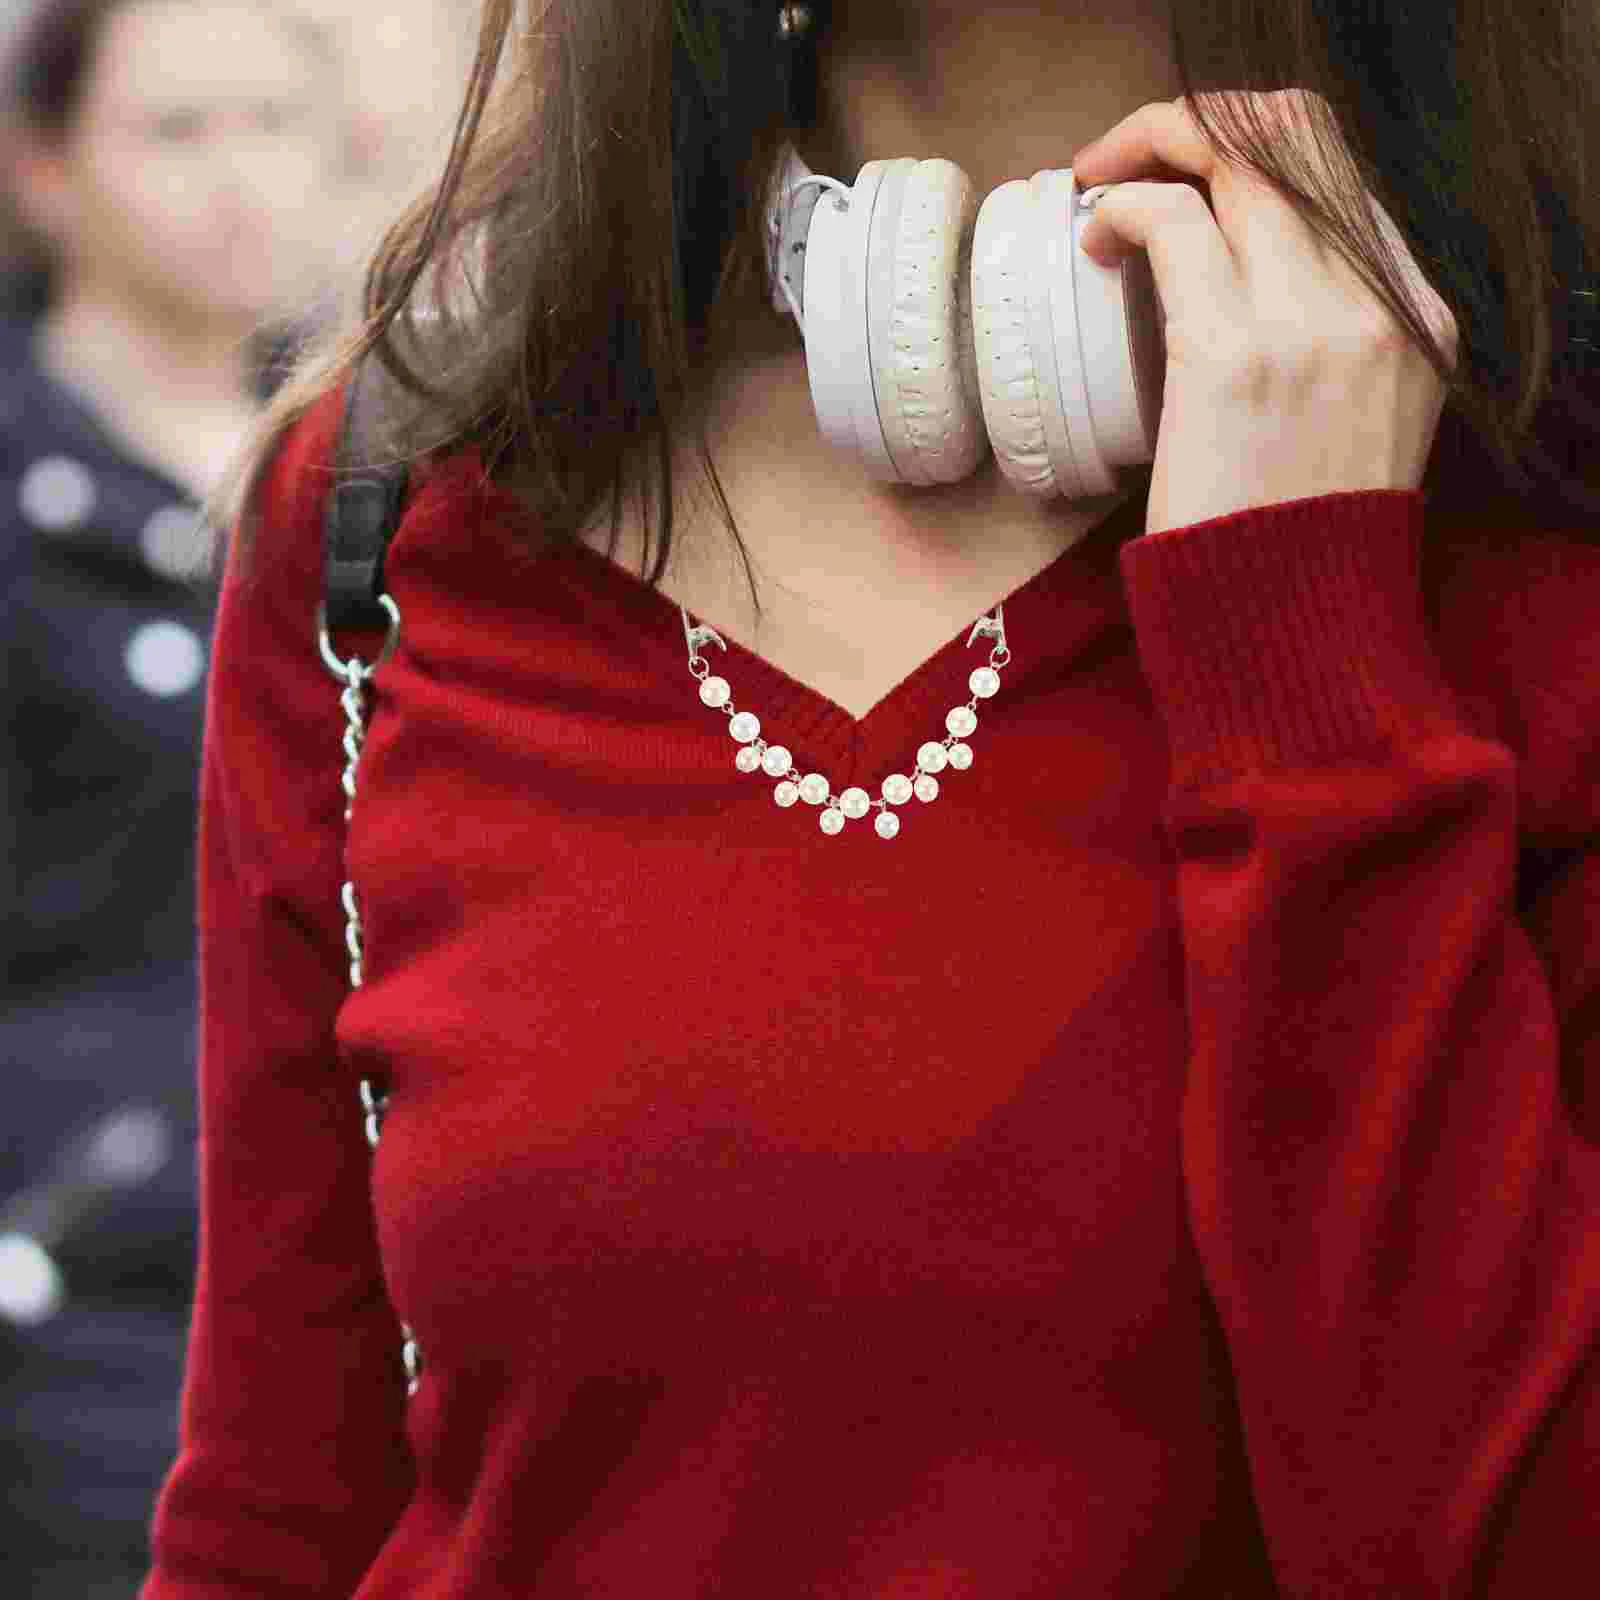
top-left (140, 385), bottom-right (416, 1597)
top-left (1116, 489), bottom-right (1600, 1596)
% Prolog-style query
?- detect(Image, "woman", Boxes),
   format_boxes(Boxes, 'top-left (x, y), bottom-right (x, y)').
top-left (142, 2), bottom-right (1599, 1595)
top-left (0, 1), bottom-right (341, 1591)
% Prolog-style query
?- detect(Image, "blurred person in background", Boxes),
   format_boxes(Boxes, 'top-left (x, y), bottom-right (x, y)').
top-left (280, 0), bottom-right (480, 296)
top-left (0, 2), bottom-right (350, 1592)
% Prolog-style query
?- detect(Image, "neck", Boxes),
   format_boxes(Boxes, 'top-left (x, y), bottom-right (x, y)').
top-left (802, 1), bottom-right (1181, 205)
top-left (36, 268), bottom-right (263, 416)
top-left (608, 6), bottom-right (1181, 613)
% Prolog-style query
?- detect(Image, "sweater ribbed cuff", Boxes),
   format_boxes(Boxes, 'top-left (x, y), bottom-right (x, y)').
top-left (1117, 489), bottom-right (1465, 791)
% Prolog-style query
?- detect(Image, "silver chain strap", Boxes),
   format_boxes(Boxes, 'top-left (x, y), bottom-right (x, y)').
top-left (316, 597), bottom-right (422, 1397)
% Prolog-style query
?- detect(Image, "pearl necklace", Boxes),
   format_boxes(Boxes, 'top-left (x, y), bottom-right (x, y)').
top-left (680, 601), bottom-right (1012, 839)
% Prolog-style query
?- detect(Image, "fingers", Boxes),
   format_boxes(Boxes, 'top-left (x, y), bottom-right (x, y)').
top-left (1076, 177), bottom-right (1222, 268)
top-left (1072, 96), bottom-right (1222, 191)
top-left (1074, 180), bottom-right (1244, 372)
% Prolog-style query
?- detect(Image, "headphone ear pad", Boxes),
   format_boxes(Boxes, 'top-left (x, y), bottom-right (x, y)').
top-left (972, 177), bottom-right (1069, 499)
top-left (870, 158), bottom-right (989, 487)
top-left (973, 169), bottom-right (1166, 502)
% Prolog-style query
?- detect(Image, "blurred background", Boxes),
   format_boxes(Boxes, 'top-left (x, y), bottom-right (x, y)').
top-left (0, 3), bottom-right (479, 1593)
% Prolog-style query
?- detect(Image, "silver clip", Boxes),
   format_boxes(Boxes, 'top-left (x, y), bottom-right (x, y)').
top-left (966, 606), bottom-right (1007, 651)
top-left (683, 612), bottom-right (727, 661)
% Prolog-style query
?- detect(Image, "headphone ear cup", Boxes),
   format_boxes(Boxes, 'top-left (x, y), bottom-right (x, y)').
top-left (1060, 170), bottom-right (1167, 490)
top-left (972, 176), bottom-right (1072, 499)
top-left (801, 158), bottom-right (890, 476)
top-left (800, 158), bottom-right (989, 488)
top-left (793, 151), bottom-right (1165, 500)
top-left (972, 169), bottom-right (1166, 502)
top-left (871, 158), bottom-right (988, 488)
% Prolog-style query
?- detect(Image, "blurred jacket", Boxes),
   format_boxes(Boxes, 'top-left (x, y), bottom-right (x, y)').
top-left (0, 305), bottom-right (297, 1594)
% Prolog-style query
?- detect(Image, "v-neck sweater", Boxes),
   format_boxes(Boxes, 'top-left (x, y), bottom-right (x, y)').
top-left (140, 378), bottom-right (1599, 1598)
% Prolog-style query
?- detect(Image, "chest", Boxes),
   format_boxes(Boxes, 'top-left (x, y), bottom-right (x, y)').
top-left (343, 648), bottom-right (1187, 1377)
top-left (700, 587), bottom-right (1001, 721)
top-left (592, 529), bottom-right (1084, 724)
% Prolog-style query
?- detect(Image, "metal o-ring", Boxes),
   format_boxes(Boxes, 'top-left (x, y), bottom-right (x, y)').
top-left (317, 593), bottom-right (401, 682)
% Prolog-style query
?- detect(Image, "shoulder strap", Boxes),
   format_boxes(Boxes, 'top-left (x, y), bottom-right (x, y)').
top-left (321, 349), bottom-right (409, 633)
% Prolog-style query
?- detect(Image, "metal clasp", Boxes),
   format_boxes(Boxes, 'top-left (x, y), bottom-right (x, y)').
top-left (966, 606), bottom-right (1007, 652)
top-left (317, 594), bottom-right (402, 682)
top-left (683, 609), bottom-right (727, 666)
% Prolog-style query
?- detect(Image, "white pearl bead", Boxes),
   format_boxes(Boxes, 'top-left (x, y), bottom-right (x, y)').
top-left (881, 773), bottom-right (913, 805)
top-left (699, 651), bottom-right (993, 839)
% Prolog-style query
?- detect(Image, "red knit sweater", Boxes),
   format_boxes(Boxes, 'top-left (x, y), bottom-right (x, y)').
top-left (140, 380), bottom-right (1599, 1598)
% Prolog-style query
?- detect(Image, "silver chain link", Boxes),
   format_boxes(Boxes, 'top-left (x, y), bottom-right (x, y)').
top-left (318, 596), bottom-right (422, 1396)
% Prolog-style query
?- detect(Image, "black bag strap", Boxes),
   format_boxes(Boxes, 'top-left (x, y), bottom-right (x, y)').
top-left (321, 349), bottom-right (409, 633)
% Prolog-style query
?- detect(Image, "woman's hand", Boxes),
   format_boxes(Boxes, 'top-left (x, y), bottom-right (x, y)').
top-left (1072, 91), bottom-right (1458, 537)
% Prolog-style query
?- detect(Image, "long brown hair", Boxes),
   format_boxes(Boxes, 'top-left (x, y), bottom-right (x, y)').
top-left (208, 0), bottom-right (1599, 621)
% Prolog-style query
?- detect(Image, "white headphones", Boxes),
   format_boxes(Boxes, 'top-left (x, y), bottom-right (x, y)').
top-left (764, 143), bottom-right (1167, 501)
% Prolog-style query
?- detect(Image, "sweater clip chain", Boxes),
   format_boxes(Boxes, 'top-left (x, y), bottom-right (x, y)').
top-left (684, 611), bottom-right (728, 675)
